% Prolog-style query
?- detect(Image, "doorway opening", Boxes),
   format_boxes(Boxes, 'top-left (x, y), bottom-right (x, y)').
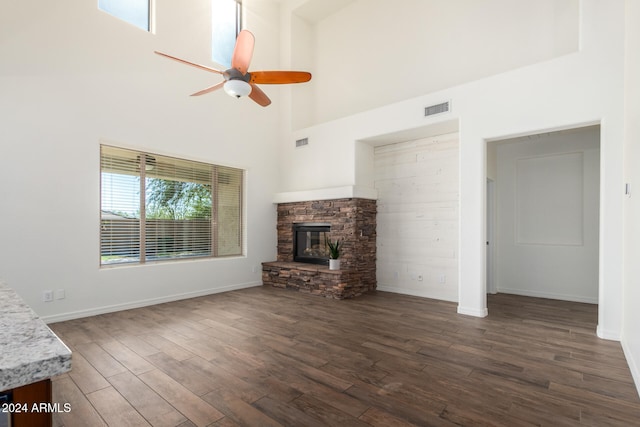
top-left (486, 125), bottom-right (600, 307)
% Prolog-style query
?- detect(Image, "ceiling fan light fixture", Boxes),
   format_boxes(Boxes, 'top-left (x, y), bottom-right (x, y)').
top-left (224, 80), bottom-right (252, 98)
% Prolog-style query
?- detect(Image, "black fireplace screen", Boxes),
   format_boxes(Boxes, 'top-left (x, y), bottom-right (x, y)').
top-left (293, 223), bottom-right (331, 265)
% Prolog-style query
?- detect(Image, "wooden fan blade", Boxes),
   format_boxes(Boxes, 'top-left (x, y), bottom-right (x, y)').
top-left (154, 51), bottom-right (225, 75)
top-left (190, 81), bottom-right (225, 97)
top-left (250, 71), bottom-right (312, 84)
top-left (231, 30), bottom-right (255, 75)
top-left (248, 84), bottom-right (271, 107)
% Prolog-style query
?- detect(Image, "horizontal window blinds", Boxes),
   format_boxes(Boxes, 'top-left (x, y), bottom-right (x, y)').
top-left (100, 145), bottom-right (243, 266)
top-left (101, 146), bottom-right (141, 264)
top-left (216, 166), bottom-right (243, 256)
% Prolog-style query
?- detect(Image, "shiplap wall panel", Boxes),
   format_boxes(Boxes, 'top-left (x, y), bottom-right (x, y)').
top-left (374, 133), bottom-right (459, 302)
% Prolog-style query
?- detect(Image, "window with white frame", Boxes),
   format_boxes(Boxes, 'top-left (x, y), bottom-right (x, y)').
top-left (98, 0), bottom-right (151, 31)
top-left (212, 0), bottom-right (242, 67)
top-left (100, 145), bottom-right (243, 266)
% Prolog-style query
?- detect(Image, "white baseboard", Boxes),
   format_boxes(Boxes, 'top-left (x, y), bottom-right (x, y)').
top-left (376, 285), bottom-right (487, 317)
top-left (597, 324), bottom-right (621, 341)
top-left (497, 287), bottom-right (598, 304)
top-left (42, 281), bottom-right (262, 324)
top-left (457, 305), bottom-right (489, 318)
top-left (375, 285), bottom-right (458, 303)
top-left (621, 339), bottom-right (640, 399)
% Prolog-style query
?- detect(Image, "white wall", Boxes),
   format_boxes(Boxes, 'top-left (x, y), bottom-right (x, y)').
top-left (0, 0), bottom-right (282, 321)
top-left (0, 0), bottom-right (636, 395)
top-left (375, 134), bottom-right (459, 301)
top-left (278, 1), bottom-right (626, 337)
top-left (623, 0), bottom-right (640, 398)
top-left (292, 0), bottom-right (579, 127)
top-left (495, 129), bottom-right (600, 303)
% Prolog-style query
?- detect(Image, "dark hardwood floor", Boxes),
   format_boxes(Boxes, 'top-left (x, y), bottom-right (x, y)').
top-left (48, 287), bottom-right (640, 426)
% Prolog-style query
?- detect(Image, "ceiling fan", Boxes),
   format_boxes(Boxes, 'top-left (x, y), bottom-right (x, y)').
top-left (154, 30), bottom-right (311, 107)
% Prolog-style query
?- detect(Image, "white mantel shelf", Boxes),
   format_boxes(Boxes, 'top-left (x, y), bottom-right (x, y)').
top-left (273, 185), bottom-right (377, 204)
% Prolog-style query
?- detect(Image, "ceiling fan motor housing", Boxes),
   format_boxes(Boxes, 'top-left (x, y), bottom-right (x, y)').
top-left (224, 68), bottom-right (251, 83)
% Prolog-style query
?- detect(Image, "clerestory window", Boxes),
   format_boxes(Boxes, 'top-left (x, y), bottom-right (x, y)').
top-left (212, 0), bottom-right (242, 67)
top-left (98, 0), bottom-right (151, 32)
top-left (100, 145), bottom-right (243, 266)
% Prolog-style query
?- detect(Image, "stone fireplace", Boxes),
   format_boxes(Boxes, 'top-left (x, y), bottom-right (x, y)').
top-left (262, 198), bottom-right (376, 299)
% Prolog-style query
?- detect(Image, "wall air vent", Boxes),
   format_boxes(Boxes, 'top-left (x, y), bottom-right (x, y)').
top-left (295, 137), bottom-right (309, 148)
top-left (424, 101), bottom-right (450, 117)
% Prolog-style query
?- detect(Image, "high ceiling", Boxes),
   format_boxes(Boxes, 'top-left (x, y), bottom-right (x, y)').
top-left (290, 0), bottom-right (356, 23)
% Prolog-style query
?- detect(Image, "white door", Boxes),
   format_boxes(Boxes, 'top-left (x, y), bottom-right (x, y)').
top-left (486, 178), bottom-right (496, 294)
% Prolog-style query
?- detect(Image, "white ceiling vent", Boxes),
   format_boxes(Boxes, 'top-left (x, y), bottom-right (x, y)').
top-left (424, 101), bottom-right (450, 117)
top-left (295, 137), bottom-right (309, 148)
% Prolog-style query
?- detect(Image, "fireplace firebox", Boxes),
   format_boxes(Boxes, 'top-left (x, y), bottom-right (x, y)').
top-left (293, 223), bottom-right (331, 265)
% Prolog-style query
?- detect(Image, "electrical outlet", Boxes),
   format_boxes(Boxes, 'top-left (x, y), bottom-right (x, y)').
top-left (439, 274), bottom-right (446, 284)
top-left (42, 290), bottom-right (54, 302)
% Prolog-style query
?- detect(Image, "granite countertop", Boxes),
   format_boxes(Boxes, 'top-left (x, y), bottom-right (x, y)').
top-left (0, 281), bottom-right (72, 391)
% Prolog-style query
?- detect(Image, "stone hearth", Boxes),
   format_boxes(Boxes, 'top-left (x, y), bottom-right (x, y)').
top-left (262, 198), bottom-right (376, 299)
